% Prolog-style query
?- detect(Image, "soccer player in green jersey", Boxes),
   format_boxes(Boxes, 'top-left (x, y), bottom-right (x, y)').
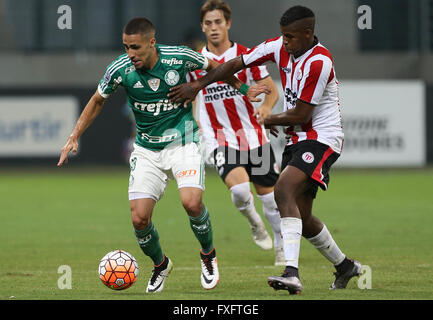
top-left (57, 17), bottom-right (269, 293)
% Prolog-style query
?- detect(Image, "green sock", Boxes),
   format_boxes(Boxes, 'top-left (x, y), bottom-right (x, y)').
top-left (189, 205), bottom-right (214, 254)
top-left (134, 222), bottom-right (164, 266)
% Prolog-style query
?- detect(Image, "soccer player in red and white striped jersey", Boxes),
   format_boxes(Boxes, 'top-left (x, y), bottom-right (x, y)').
top-left (191, 43), bottom-right (270, 153)
top-left (189, 0), bottom-right (285, 265)
top-left (169, 5), bottom-right (362, 294)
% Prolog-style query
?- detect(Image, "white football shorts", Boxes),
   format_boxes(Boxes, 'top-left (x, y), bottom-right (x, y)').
top-left (128, 142), bottom-right (205, 202)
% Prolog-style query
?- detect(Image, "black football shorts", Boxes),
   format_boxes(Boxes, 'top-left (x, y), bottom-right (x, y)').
top-left (212, 143), bottom-right (280, 187)
top-left (281, 140), bottom-right (339, 198)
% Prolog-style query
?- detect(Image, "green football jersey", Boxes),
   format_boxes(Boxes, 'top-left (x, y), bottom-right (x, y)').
top-left (97, 44), bottom-right (208, 150)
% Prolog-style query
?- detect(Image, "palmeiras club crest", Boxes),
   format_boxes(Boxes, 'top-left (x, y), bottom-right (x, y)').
top-left (147, 78), bottom-right (160, 91)
top-left (164, 70), bottom-right (180, 86)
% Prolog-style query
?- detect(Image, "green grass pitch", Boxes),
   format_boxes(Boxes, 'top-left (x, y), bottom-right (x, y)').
top-left (1, 166), bottom-right (432, 300)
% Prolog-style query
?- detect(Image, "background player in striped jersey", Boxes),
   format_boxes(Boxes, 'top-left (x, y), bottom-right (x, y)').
top-left (57, 17), bottom-right (269, 293)
top-left (169, 6), bottom-right (362, 294)
top-left (190, 0), bottom-right (285, 265)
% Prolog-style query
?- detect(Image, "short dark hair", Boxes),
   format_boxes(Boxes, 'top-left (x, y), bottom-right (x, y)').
top-left (123, 17), bottom-right (155, 36)
top-left (280, 5), bottom-right (315, 26)
top-left (200, 0), bottom-right (232, 22)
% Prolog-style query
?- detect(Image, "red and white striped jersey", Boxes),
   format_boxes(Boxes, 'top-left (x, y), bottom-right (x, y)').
top-left (189, 42), bottom-right (270, 152)
top-left (242, 36), bottom-right (344, 154)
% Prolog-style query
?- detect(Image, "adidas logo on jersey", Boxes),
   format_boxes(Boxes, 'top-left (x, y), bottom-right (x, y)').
top-left (133, 81), bottom-right (144, 88)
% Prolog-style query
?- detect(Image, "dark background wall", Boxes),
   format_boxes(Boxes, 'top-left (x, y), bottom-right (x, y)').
top-left (0, 88), bottom-right (130, 165)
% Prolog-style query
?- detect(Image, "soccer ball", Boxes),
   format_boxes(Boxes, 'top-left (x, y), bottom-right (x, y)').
top-left (98, 249), bottom-right (139, 290)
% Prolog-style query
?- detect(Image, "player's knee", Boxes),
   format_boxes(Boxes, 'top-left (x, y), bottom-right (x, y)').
top-left (182, 198), bottom-right (203, 216)
top-left (274, 180), bottom-right (293, 207)
top-left (130, 205), bottom-right (151, 229)
top-left (131, 214), bottom-right (151, 230)
top-left (273, 180), bottom-right (284, 205)
top-left (230, 182), bottom-right (252, 210)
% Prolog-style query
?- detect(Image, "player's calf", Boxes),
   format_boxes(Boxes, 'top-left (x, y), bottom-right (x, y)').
top-left (231, 182), bottom-right (272, 250)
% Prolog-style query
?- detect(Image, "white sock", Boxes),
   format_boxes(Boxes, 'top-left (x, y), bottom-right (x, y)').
top-left (280, 217), bottom-right (302, 269)
top-left (230, 182), bottom-right (262, 226)
top-left (257, 191), bottom-right (282, 248)
top-left (306, 224), bottom-right (345, 266)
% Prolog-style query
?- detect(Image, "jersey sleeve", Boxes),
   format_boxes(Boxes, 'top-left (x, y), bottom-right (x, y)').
top-left (187, 70), bottom-right (199, 82)
top-left (97, 60), bottom-right (125, 99)
top-left (241, 36), bottom-right (281, 68)
top-left (247, 65), bottom-right (269, 82)
top-left (179, 46), bottom-right (209, 71)
top-left (297, 57), bottom-right (333, 105)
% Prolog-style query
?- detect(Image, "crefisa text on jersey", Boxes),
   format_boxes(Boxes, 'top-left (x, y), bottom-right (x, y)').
top-left (133, 99), bottom-right (182, 116)
top-left (172, 303), bottom-right (260, 317)
top-left (161, 57), bottom-right (183, 66)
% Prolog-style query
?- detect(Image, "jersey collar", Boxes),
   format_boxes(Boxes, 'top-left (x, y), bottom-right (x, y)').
top-left (292, 36), bottom-right (319, 63)
top-left (203, 41), bottom-right (235, 60)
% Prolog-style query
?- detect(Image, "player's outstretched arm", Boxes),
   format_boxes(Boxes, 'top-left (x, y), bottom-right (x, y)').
top-left (168, 56), bottom-right (270, 106)
top-left (205, 58), bottom-right (271, 104)
top-left (57, 91), bottom-right (106, 167)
